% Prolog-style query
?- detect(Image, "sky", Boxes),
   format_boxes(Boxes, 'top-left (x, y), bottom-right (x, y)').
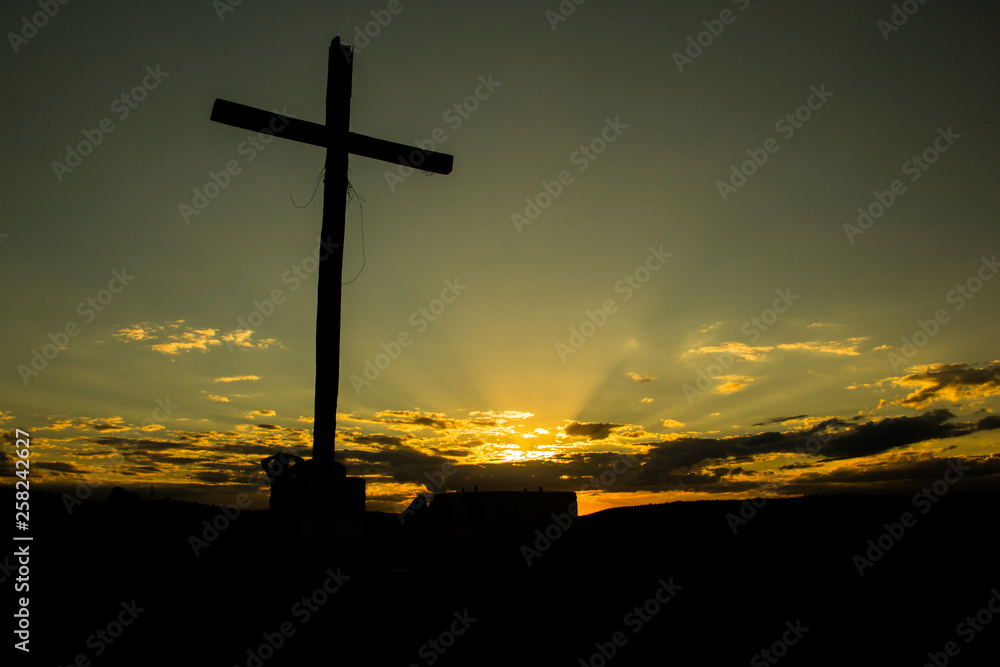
top-left (2, 0), bottom-right (999, 514)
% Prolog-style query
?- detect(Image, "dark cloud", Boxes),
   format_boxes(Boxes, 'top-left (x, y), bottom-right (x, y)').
top-left (51, 418), bottom-right (128, 432)
top-left (814, 455), bottom-right (1000, 484)
top-left (628, 410), bottom-right (992, 492)
top-left (640, 438), bottom-right (734, 476)
top-left (193, 471), bottom-right (233, 484)
top-left (82, 435), bottom-right (289, 474)
top-left (153, 456), bottom-right (204, 465)
top-left (898, 362), bottom-right (1000, 408)
top-left (413, 416), bottom-right (453, 430)
top-left (378, 411), bottom-right (456, 430)
top-left (331, 448), bottom-right (646, 495)
top-left (441, 458), bottom-right (622, 494)
top-left (338, 444), bottom-right (453, 484)
top-left (0, 449), bottom-right (14, 477)
top-left (225, 442), bottom-right (296, 457)
top-left (91, 422), bottom-right (128, 432)
top-left (209, 461), bottom-right (265, 474)
top-left (816, 409), bottom-right (958, 460)
top-left (975, 415), bottom-right (1000, 431)
top-left (435, 448), bottom-right (473, 457)
top-left (94, 436), bottom-right (192, 452)
top-left (92, 435), bottom-right (283, 458)
top-left (778, 454), bottom-right (1000, 496)
top-left (34, 461), bottom-right (85, 473)
top-left (713, 466), bottom-right (752, 477)
top-left (779, 462), bottom-right (819, 470)
top-left (752, 415), bottom-right (809, 426)
top-left (348, 433), bottom-right (409, 447)
top-left (565, 422), bottom-right (623, 441)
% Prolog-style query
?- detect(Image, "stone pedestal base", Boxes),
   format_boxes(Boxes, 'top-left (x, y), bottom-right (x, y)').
top-left (266, 457), bottom-right (367, 567)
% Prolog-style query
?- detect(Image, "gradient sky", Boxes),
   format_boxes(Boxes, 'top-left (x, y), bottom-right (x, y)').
top-left (3, 0), bottom-right (999, 513)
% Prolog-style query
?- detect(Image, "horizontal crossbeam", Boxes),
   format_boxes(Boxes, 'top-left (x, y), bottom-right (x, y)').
top-left (349, 132), bottom-right (453, 175)
top-left (211, 99), bottom-right (326, 148)
top-left (210, 99), bottom-right (453, 174)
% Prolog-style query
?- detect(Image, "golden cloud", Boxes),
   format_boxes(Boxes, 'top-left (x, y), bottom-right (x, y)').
top-left (717, 375), bottom-right (754, 394)
top-left (113, 324), bottom-right (159, 341)
top-left (114, 321), bottom-right (277, 355)
top-left (686, 342), bottom-right (773, 362)
top-left (151, 329), bottom-right (222, 354)
top-left (776, 337), bottom-right (867, 356)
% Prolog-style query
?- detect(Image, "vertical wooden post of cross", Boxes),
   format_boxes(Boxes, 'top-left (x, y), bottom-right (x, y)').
top-left (313, 37), bottom-right (353, 463)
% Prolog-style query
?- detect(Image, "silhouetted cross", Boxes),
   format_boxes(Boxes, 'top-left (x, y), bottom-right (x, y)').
top-left (210, 36), bottom-right (454, 464)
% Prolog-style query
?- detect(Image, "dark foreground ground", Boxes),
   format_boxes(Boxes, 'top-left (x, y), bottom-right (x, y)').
top-left (5, 488), bottom-right (999, 666)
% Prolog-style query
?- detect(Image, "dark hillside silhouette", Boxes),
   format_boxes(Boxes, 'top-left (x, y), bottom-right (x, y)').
top-left (11, 486), bottom-right (999, 665)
